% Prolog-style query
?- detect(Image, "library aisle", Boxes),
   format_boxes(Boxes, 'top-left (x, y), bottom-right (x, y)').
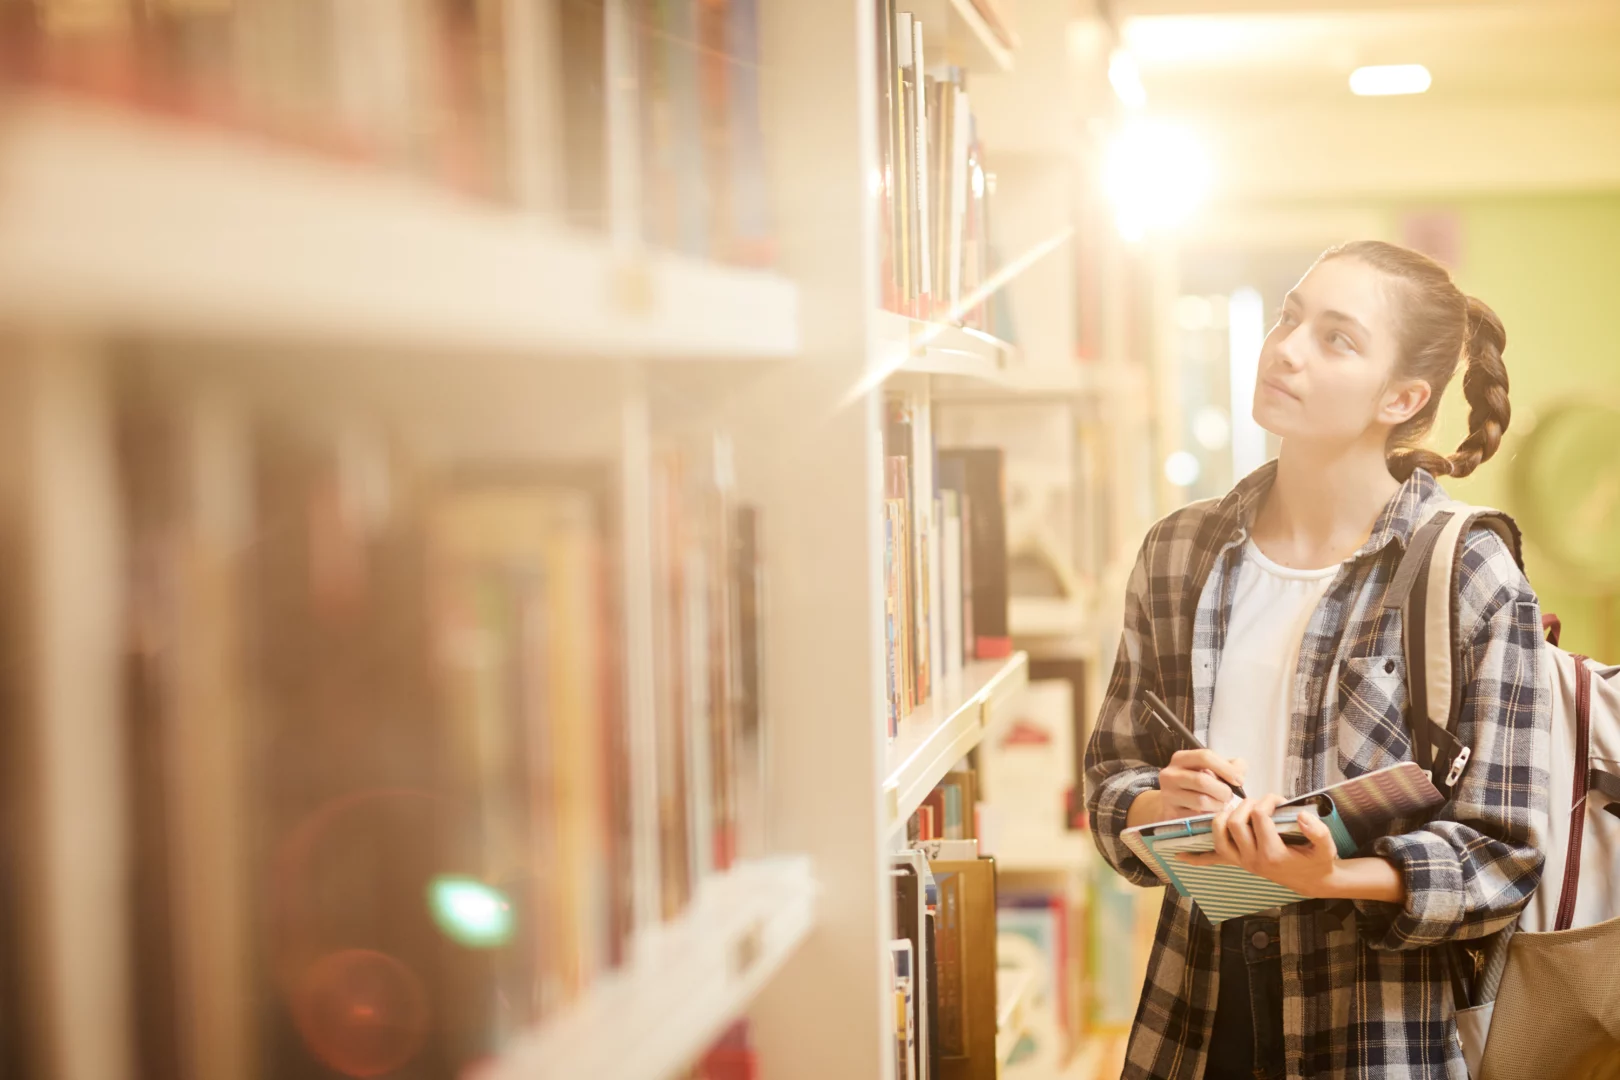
top-left (0, 2), bottom-right (1176, 1080)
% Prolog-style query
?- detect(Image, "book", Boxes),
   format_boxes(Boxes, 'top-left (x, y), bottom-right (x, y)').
top-left (931, 856), bottom-right (998, 1080)
top-left (721, 0), bottom-right (773, 265)
top-left (938, 448), bottom-right (1010, 659)
top-left (909, 16), bottom-right (932, 319)
top-left (891, 939), bottom-right (918, 1080)
top-left (940, 489), bottom-right (964, 679)
top-left (892, 851), bottom-right (935, 1080)
top-left (1121, 761), bottom-right (1446, 925)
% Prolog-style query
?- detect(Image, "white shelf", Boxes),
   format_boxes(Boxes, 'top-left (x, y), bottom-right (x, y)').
top-left (0, 96), bottom-right (800, 360)
top-left (876, 309), bottom-right (1022, 384)
top-left (997, 968), bottom-right (1035, 1066)
top-left (912, 0), bottom-right (1016, 74)
top-left (488, 856), bottom-right (817, 1080)
top-left (884, 653), bottom-right (1029, 835)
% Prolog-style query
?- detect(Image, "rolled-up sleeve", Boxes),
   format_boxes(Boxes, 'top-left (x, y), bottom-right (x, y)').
top-left (1085, 530), bottom-right (1168, 888)
top-left (1355, 529), bottom-right (1549, 949)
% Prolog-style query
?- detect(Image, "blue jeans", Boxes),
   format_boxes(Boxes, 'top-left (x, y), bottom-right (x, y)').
top-left (1205, 913), bottom-right (1286, 1080)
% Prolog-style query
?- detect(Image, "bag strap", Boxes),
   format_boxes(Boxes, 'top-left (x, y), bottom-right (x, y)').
top-left (1384, 501), bottom-right (1525, 793)
top-left (1554, 656), bottom-right (1594, 932)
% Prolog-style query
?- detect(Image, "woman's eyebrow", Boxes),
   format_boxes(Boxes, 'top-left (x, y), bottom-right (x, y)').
top-left (1319, 309), bottom-right (1372, 339)
top-left (1285, 292), bottom-right (1370, 338)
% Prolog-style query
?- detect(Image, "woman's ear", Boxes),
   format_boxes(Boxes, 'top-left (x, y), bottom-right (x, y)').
top-left (1378, 378), bottom-right (1432, 426)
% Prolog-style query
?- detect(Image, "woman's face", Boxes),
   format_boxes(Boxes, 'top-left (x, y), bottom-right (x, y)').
top-left (1252, 256), bottom-right (1429, 448)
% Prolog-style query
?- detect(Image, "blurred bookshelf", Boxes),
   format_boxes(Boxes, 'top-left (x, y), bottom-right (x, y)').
top-left (0, 1), bottom-right (1168, 1079)
top-left (0, 97), bottom-right (800, 360)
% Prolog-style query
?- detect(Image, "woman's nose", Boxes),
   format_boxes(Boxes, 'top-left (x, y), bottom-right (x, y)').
top-left (1273, 327), bottom-right (1306, 370)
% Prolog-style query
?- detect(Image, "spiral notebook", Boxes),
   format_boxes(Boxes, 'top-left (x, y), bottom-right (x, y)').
top-left (1120, 761), bottom-right (1446, 925)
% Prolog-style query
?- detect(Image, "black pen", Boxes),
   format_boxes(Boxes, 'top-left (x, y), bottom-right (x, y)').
top-left (1141, 689), bottom-right (1248, 800)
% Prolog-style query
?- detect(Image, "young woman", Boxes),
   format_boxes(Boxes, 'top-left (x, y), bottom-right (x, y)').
top-left (1085, 241), bottom-right (1548, 1080)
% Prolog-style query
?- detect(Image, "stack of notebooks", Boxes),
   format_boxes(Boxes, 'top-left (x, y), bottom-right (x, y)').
top-left (1121, 762), bottom-right (1446, 924)
top-left (882, 391), bottom-right (1012, 739)
top-left (2, 0), bottom-right (775, 261)
top-left (891, 767), bottom-right (1001, 1080)
top-left (114, 369), bottom-right (768, 1078)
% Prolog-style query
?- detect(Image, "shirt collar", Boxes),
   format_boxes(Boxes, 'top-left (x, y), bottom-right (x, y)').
top-left (1212, 459), bottom-right (1446, 561)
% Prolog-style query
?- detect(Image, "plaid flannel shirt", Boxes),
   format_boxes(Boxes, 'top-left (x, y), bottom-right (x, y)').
top-left (1085, 462), bottom-right (1549, 1080)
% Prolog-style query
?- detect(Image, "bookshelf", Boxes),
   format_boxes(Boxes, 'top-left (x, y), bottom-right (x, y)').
top-left (0, 97), bottom-right (800, 360)
top-left (883, 652), bottom-right (1030, 836)
top-left (487, 857), bottom-right (816, 1080)
top-left (0, 2), bottom-right (1162, 1079)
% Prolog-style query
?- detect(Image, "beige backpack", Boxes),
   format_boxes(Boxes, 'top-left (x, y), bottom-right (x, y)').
top-left (1389, 502), bottom-right (1620, 1079)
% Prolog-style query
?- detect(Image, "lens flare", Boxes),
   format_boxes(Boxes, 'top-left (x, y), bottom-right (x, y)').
top-left (428, 875), bottom-right (515, 948)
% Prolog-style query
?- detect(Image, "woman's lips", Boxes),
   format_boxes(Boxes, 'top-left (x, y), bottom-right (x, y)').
top-left (1261, 376), bottom-right (1301, 402)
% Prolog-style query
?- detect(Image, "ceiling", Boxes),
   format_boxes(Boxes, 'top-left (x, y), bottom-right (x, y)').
top-left (1105, 0), bottom-right (1620, 199)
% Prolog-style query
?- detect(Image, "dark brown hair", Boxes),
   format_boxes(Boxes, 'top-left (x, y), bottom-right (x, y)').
top-left (1318, 240), bottom-right (1510, 480)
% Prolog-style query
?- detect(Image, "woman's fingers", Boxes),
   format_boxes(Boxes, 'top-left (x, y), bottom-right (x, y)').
top-left (1162, 764), bottom-right (1235, 805)
top-left (1210, 802), bottom-right (1238, 865)
top-left (1167, 748), bottom-right (1247, 791)
top-left (1297, 809), bottom-right (1334, 855)
top-left (1253, 795), bottom-right (1290, 862)
top-left (1226, 798), bottom-right (1259, 865)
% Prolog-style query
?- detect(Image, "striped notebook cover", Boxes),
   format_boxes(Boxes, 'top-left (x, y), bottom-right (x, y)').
top-left (1120, 761), bottom-right (1445, 925)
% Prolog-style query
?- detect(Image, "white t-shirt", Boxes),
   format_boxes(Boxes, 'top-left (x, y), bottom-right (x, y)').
top-left (1207, 540), bottom-right (1340, 801)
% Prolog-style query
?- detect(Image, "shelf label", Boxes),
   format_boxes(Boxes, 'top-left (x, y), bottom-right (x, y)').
top-left (610, 261), bottom-right (654, 316)
top-left (732, 920), bottom-right (764, 976)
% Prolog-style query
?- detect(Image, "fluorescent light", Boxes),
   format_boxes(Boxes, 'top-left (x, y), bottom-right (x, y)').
top-left (1109, 49), bottom-right (1148, 110)
top-left (1350, 64), bottom-right (1432, 97)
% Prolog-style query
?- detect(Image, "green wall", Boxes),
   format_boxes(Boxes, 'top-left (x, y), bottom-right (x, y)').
top-left (1426, 193), bottom-right (1620, 656)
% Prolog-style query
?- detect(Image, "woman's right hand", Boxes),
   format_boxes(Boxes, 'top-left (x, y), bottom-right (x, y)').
top-left (1160, 749), bottom-right (1248, 817)
top-left (1127, 749), bottom-right (1248, 826)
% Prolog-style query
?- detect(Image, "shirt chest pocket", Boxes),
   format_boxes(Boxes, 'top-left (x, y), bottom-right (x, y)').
top-left (1336, 654), bottom-right (1413, 777)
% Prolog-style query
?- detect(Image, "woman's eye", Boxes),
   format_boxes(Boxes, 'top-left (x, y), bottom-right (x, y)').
top-left (1329, 331), bottom-right (1356, 351)
top-left (1276, 309), bottom-right (1298, 328)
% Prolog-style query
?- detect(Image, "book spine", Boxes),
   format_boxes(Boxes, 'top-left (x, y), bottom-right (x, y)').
top-left (949, 79), bottom-right (969, 315)
top-left (724, 0), bottom-right (773, 265)
top-left (559, 0), bottom-right (610, 231)
top-left (732, 503), bottom-right (766, 859)
top-left (697, 0), bottom-right (730, 259)
top-left (895, 11), bottom-right (916, 314)
top-left (638, 0), bottom-right (675, 247)
top-left (910, 18), bottom-right (931, 320)
top-left (876, 0), bottom-right (899, 310)
top-left (941, 491), bottom-right (962, 680)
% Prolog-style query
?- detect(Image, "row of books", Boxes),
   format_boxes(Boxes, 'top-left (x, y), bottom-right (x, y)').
top-left (883, 392), bottom-right (1010, 737)
top-left (891, 770), bottom-right (1000, 1080)
top-left (650, 436), bottom-right (767, 919)
top-left (874, 0), bottom-right (999, 328)
top-left (115, 370), bottom-right (764, 1079)
top-left (1, 0), bottom-right (773, 264)
top-left (635, 0), bottom-right (774, 266)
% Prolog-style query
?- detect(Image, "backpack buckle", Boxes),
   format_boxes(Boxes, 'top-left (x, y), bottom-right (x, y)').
top-left (1445, 746), bottom-right (1472, 788)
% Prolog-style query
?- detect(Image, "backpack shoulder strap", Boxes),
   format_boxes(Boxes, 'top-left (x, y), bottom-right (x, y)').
top-left (1384, 501), bottom-right (1525, 791)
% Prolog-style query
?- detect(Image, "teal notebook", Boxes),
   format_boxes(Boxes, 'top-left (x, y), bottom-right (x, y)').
top-left (1120, 761), bottom-right (1444, 925)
